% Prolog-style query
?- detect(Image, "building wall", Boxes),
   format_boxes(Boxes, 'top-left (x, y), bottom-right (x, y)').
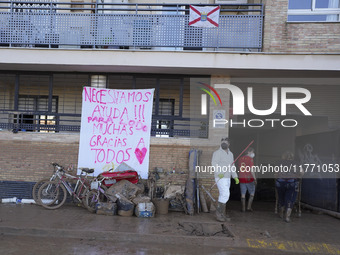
top-left (0, 133), bottom-right (79, 182)
top-left (0, 133), bottom-right (185, 182)
top-left (263, 0), bottom-right (340, 53)
top-left (0, 73), bottom-right (229, 200)
top-left (0, 75), bottom-right (14, 124)
top-left (0, 132), bottom-right (219, 197)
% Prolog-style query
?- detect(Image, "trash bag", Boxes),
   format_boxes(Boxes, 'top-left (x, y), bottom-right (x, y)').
top-left (164, 185), bottom-right (185, 199)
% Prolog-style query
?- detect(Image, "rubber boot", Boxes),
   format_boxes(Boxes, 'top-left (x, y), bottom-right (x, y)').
top-left (215, 202), bottom-right (226, 222)
top-left (279, 206), bottom-right (285, 219)
top-left (247, 195), bottom-right (254, 212)
top-left (223, 206), bottom-right (231, 222)
top-left (285, 208), bottom-right (292, 223)
top-left (241, 198), bottom-right (246, 212)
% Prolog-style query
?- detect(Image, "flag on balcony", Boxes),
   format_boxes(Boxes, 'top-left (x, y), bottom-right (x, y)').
top-left (189, 5), bottom-right (220, 28)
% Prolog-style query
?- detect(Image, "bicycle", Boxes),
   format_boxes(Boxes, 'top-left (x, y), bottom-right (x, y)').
top-left (32, 163), bottom-right (73, 205)
top-left (84, 176), bottom-right (111, 213)
top-left (37, 166), bottom-right (94, 210)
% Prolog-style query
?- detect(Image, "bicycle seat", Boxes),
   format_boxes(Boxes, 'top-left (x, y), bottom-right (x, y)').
top-left (79, 168), bottom-right (94, 174)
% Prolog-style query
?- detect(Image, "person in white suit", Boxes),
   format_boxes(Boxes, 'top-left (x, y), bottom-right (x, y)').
top-left (212, 137), bottom-right (239, 222)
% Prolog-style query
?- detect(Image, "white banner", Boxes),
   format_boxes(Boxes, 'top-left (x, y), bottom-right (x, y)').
top-left (189, 5), bottom-right (220, 28)
top-left (77, 87), bottom-right (155, 179)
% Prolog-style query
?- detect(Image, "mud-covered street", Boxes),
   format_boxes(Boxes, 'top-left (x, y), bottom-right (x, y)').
top-left (0, 234), bottom-right (313, 255)
top-left (1, 201), bottom-right (340, 255)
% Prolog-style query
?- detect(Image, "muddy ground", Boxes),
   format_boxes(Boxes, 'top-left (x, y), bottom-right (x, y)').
top-left (0, 201), bottom-right (339, 255)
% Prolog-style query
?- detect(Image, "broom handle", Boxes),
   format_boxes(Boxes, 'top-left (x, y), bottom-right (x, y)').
top-left (232, 140), bottom-right (254, 167)
top-left (209, 140), bottom-right (254, 191)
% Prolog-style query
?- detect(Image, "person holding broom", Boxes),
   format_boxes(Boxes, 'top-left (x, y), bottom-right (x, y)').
top-left (211, 137), bottom-right (239, 222)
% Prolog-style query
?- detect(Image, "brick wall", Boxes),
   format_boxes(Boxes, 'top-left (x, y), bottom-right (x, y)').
top-left (263, 0), bottom-right (340, 53)
top-left (0, 132), bottom-right (220, 198)
top-left (0, 138), bottom-right (79, 182)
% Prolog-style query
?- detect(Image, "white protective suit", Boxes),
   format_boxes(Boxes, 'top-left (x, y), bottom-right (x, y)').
top-left (211, 146), bottom-right (238, 203)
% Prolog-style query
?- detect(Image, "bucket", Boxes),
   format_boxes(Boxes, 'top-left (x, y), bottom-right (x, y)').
top-left (135, 202), bottom-right (155, 218)
top-left (152, 198), bottom-right (170, 215)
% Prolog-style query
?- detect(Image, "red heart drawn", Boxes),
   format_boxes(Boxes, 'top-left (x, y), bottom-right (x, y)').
top-left (135, 147), bottom-right (147, 164)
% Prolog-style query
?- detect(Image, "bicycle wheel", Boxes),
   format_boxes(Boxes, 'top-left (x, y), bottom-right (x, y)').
top-left (32, 179), bottom-right (50, 205)
top-left (81, 186), bottom-right (91, 208)
top-left (37, 181), bottom-right (67, 210)
top-left (74, 182), bottom-right (90, 205)
top-left (85, 190), bottom-right (99, 213)
top-left (83, 184), bottom-right (108, 211)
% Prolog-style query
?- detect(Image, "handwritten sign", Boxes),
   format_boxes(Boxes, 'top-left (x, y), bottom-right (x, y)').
top-left (77, 87), bottom-right (155, 179)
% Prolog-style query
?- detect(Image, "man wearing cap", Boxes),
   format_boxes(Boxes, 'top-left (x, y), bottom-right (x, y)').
top-left (211, 137), bottom-right (239, 222)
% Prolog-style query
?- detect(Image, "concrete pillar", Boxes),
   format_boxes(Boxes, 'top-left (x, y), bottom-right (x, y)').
top-left (208, 75), bottom-right (231, 146)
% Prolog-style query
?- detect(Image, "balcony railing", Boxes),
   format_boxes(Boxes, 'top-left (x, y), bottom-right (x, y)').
top-left (0, 1), bottom-right (263, 51)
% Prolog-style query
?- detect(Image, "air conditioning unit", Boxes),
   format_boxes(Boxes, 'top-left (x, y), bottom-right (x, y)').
top-left (215, 0), bottom-right (248, 4)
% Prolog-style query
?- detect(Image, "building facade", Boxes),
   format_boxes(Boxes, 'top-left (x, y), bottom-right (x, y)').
top-left (0, 0), bottom-right (339, 207)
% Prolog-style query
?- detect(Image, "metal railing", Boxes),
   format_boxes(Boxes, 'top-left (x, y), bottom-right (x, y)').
top-left (0, 1), bottom-right (263, 51)
top-left (0, 110), bottom-right (208, 137)
top-left (0, 111), bottom-right (81, 132)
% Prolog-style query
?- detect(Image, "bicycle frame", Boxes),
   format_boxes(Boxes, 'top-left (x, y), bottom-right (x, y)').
top-left (38, 165), bottom-right (95, 210)
top-left (47, 163), bottom-right (65, 182)
top-left (87, 176), bottom-right (110, 206)
top-left (91, 177), bottom-right (108, 196)
top-left (54, 169), bottom-right (91, 203)
top-left (49, 163), bottom-right (73, 183)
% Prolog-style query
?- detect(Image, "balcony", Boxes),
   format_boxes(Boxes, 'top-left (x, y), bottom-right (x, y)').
top-left (0, 1), bottom-right (263, 51)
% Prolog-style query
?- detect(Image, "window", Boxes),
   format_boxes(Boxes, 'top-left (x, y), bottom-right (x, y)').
top-left (12, 0), bottom-right (57, 13)
top-left (70, 0), bottom-right (84, 13)
top-left (288, 0), bottom-right (340, 21)
top-left (13, 95), bottom-right (58, 133)
top-left (155, 99), bottom-right (175, 137)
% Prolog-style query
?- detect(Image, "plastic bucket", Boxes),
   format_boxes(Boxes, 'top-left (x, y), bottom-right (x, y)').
top-left (152, 198), bottom-right (170, 215)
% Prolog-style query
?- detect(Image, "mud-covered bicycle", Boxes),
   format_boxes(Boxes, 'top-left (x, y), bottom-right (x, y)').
top-left (37, 165), bottom-right (94, 210)
top-left (84, 176), bottom-right (110, 213)
top-left (32, 163), bottom-right (74, 204)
